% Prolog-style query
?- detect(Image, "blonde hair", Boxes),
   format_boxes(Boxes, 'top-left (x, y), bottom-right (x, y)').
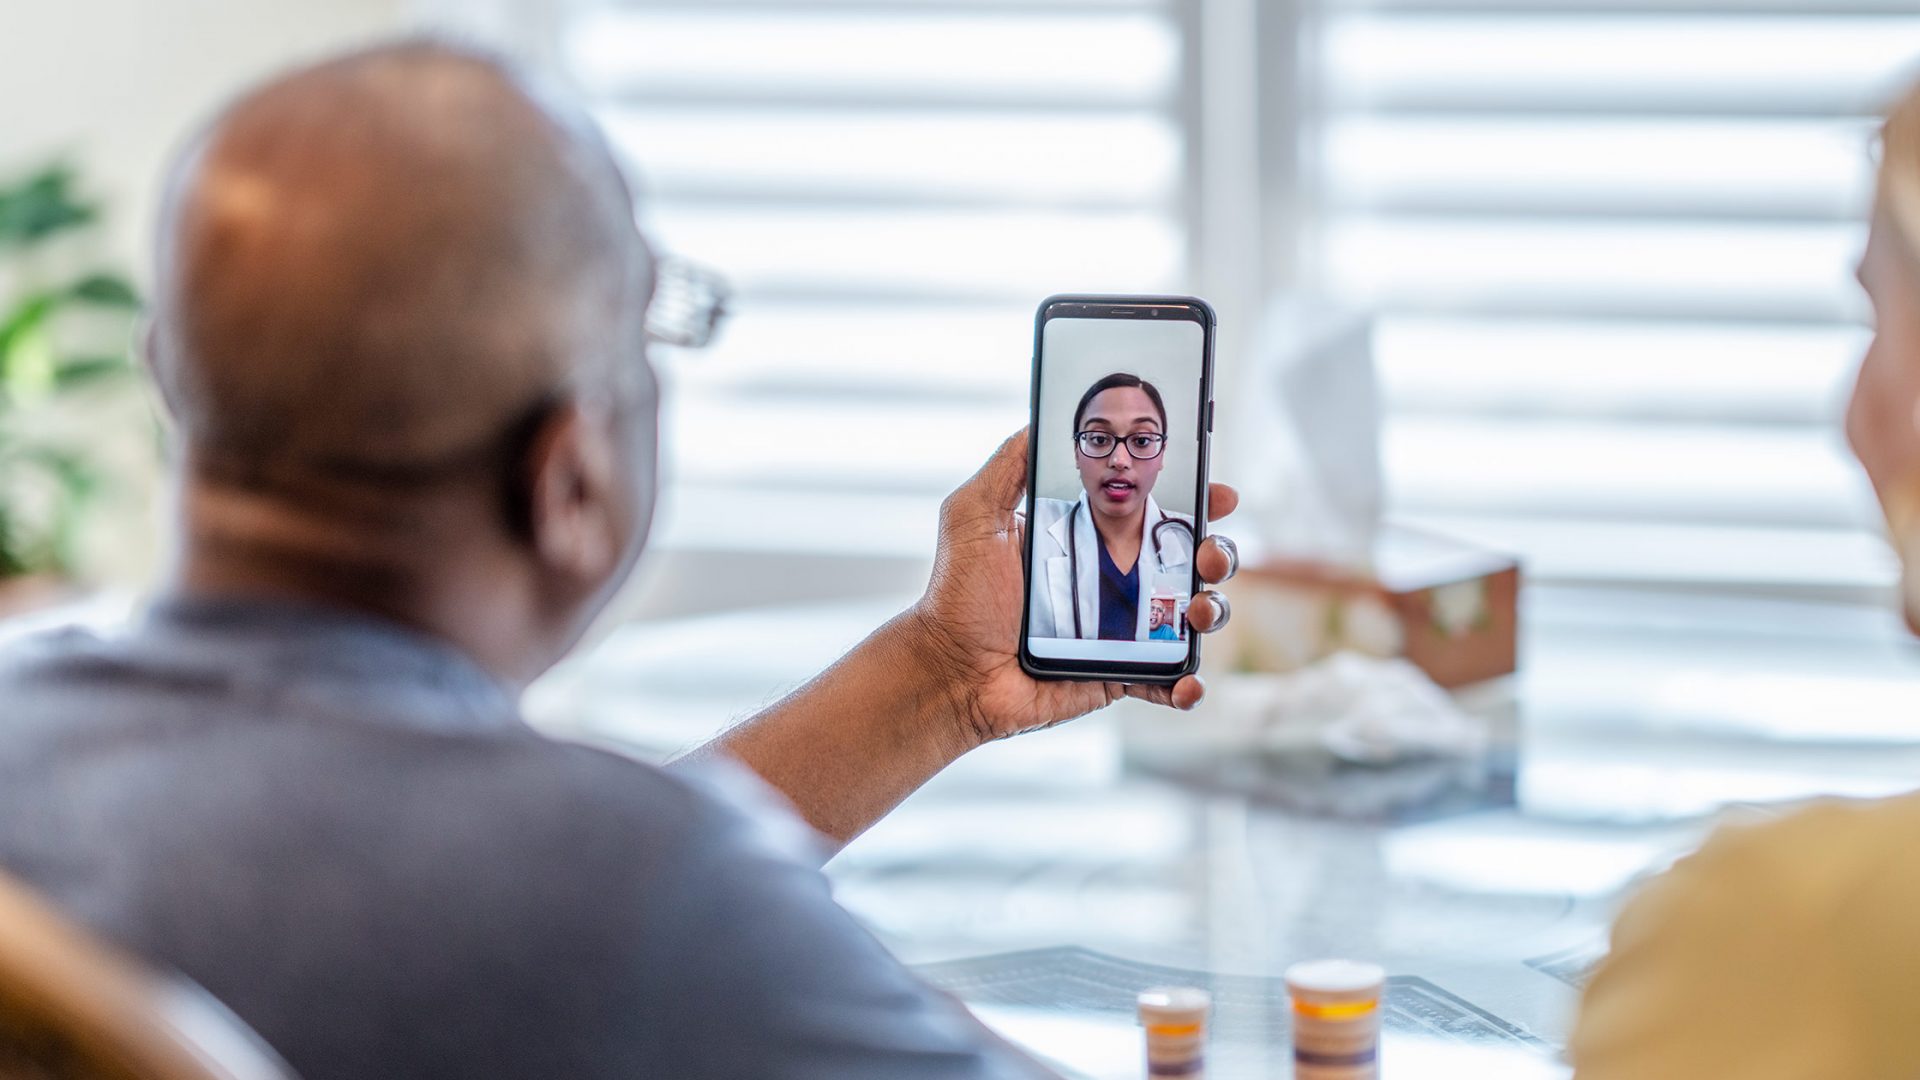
top-left (1881, 86), bottom-right (1920, 254)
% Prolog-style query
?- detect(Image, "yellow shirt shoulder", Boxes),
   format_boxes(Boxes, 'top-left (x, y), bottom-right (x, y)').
top-left (1572, 794), bottom-right (1920, 1079)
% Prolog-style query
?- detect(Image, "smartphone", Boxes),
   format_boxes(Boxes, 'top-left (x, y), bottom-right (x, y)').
top-left (1019, 294), bottom-right (1216, 684)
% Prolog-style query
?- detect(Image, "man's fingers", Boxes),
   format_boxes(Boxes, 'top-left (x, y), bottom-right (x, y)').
top-left (1125, 674), bottom-right (1205, 711)
top-left (1170, 674), bottom-right (1206, 710)
top-left (1196, 536), bottom-right (1238, 584)
top-left (1124, 683), bottom-right (1174, 708)
top-left (1186, 591), bottom-right (1230, 634)
top-left (1206, 483), bottom-right (1240, 522)
top-left (963, 427), bottom-right (1032, 513)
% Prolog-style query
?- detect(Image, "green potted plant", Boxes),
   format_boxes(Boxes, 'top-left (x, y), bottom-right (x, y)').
top-left (0, 163), bottom-right (145, 617)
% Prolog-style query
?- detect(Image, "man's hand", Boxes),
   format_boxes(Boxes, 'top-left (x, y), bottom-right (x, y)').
top-left (909, 427), bottom-right (1241, 749)
top-left (690, 428), bottom-right (1240, 847)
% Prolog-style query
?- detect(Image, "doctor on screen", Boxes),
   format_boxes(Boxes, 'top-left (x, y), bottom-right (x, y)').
top-left (1030, 373), bottom-right (1196, 641)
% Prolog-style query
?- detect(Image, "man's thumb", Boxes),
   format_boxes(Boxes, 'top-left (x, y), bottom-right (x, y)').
top-left (966, 427), bottom-right (1031, 513)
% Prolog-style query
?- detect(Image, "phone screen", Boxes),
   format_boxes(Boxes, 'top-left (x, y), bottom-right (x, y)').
top-left (1021, 297), bottom-right (1213, 680)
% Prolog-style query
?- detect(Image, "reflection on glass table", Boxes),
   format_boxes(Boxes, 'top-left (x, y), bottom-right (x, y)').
top-left (919, 946), bottom-right (1561, 1080)
top-left (971, 1008), bottom-right (1563, 1080)
top-left (528, 583), bottom-right (1920, 1073)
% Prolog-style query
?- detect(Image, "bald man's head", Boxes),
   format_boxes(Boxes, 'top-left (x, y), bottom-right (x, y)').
top-left (150, 42), bottom-right (665, 679)
top-left (151, 41), bottom-right (652, 478)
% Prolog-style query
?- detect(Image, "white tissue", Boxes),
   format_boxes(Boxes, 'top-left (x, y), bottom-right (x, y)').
top-left (1256, 652), bottom-right (1488, 766)
top-left (1118, 654), bottom-right (1490, 774)
top-left (1233, 301), bottom-right (1381, 567)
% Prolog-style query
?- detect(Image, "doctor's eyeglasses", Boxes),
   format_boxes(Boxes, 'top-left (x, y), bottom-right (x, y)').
top-left (645, 255), bottom-right (731, 350)
top-left (1076, 430), bottom-right (1166, 461)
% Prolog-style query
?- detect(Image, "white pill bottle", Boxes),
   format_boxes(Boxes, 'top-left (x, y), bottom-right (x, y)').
top-left (1285, 959), bottom-right (1384, 1080)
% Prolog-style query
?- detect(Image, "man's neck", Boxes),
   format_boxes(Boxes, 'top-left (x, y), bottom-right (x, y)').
top-left (1091, 505), bottom-right (1144, 575)
top-left (170, 474), bottom-right (550, 689)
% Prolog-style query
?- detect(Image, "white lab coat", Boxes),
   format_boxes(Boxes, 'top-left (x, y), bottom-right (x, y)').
top-left (1027, 493), bottom-right (1195, 640)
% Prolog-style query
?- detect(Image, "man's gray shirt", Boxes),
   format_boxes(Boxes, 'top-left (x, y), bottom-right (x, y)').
top-left (0, 598), bottom-right (1042, 1079)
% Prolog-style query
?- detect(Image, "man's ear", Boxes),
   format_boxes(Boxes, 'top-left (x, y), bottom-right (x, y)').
top-left (140, 318), bottom-right (185, 423)
top-left (518, 400), bottom-right (624, 585)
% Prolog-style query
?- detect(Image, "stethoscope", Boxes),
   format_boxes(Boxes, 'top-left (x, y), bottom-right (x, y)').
top-left (1065, 506), bottom-right (1197, 639)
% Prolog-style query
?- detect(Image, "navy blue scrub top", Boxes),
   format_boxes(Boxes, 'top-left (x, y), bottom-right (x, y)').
top-left (1097, 541), bottom-right (1139, 641)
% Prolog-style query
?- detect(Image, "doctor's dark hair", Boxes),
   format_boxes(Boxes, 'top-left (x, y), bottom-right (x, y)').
top-left (1072, 373), bottom-right (1167, 434)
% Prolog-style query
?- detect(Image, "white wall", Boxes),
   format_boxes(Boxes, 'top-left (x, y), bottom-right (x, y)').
top-left (1035, 317), bottom-right (1208, 517)
top-left (0, 0), bottom-right (867, 620)
top-left (1, 0), bottom-right (409, 269)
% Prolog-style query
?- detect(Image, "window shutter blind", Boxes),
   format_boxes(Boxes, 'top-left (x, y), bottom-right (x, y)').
top-left (563, 0), bottom-right (1190, 559)
top-left (1317, 0), bottom-right (1919, 595)
top-left (562, 0), bottom-right (1920, 597)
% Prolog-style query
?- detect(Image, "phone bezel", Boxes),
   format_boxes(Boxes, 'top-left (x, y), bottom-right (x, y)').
top-left (1018, 293), bottom-right (1216, 685)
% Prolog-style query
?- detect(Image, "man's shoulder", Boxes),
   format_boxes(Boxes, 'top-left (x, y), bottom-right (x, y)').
top-left (472, 741), bottom-right (823, 870)
top-left (0, 621), bottom-right (160, 733)
top-left (1571, 795), bottom-right (1920, 1079)
top-left (1679, 795), bottom-right (1920, 906)
top-left (1604, 796), bottom-right (1920, 954)
top-left (0, 620), bottom-right (119, 679)
top-left (0, 614), bottom-right (813, 913)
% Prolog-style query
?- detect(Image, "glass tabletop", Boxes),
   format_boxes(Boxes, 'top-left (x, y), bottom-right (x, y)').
top-left (527, 583), bottom-right (1920, 1077)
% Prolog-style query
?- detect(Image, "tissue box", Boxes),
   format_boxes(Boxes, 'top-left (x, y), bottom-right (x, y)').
top-left (1221, 526), bottom-right (1519, 689)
